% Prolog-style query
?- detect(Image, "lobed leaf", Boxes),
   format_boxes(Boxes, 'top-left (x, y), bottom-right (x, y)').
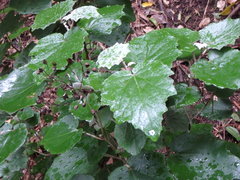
top-left (102, 62), bottom-right (176, 141)
top-left (29, 28), bottom-right (88, 70)
top-left (31, 0), bottom-right (75, 30)
top-left (199, 18), bottom-right (240, 50)
top-left (191, 49), bottom-right (240, 89)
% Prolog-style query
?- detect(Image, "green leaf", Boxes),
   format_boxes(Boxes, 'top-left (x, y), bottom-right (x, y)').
top-left (31, 0), bottom-right (75, 30)
top-left (75, 135), bottom-right (108, 163)
top-left (0, 67), bottom-right (43, 113)
top-left (102, 62), bottom-right (176, 141)
top-left (165, 107), bottom-right (190, 133)
top-left (125, 29), bottom-right (181, 67)
top-left (0, 11), bottom-right (23, 38)
top-left (226, 126), bottom-right (240, 141)
top-left (63, 6), bottom-right (101, 22)
top-left (17, 107), bottom-right (35, 121)
top-left (89, 22), bottom-right (130, 46)
top-left (168, 124), bottom-right (240, 179)
top-left (72, 174), bottom-right (94, 180)
top-left (40, 122), bottom-right (82, 154)
top-left (10, 0), bottom-right (51, 14)
top-left (96, 106), bottom-right (113, 128)
top-left (109, 152), bottom-right (173, 179)
top-left (83, 72), bottom-right (110, 91)
top-left (9, 27), bottom-right (30, 40)
top-left (108, 166), bottom-right (150, 180)
top-left (0, 124), bottom-right (27, 163)
top-left (128, 152), bottom-right (174, 179)
top-left (160, 28), bottom-right (200, 59)
top-left (97, 43), bottom-right (130, 69)
top-left (97, 5), bottom-right (125, 19)
top-left (85, 17), bottom-right (121, 35)
top-left (172, 83), bottom-right (201, 108)
top-left (199, 99), bottom-right (232, 120)
top-left (45, 147), bottom-right (95, 180)
top-left (29, 28), bottom-right (88, 70)
top-left (0, 148), bottom-right (27, 178)
top-left (81, 5), bottom-right (125, 35)
top-left (191, 49), bottom-right (240, 89)
top-left (114, 122), bottom-right (146, 155)
top-left (14, 42), bottom-right (35, 68)
top-left (69, 93), bottom-right (100, 121)
top-left (199, 18), bottom-right (240, 50)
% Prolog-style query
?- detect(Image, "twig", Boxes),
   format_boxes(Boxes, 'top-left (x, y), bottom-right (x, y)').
top-left (228, 3), bottom-right (240, 18)
top-left (203, 0), bottom-right (210, 18)
top-left (84, 132), bottom-right (104, 141)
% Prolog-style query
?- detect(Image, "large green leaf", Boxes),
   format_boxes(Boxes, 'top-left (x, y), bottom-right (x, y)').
top-left (102, 62), bottom-right (176, 141)
top-left (114, 122), bottom-right (146, 155)
top-left (0, 148), bottom-right (27, 178)
top-left (125, 29), bottom-right (181, 67)
top-left (10, 0), bottom-right (51, 14)
top-left (160, 28), bottom-right (200, 59)
top-left (45, 147), bottom-right (95, 180)
top-left (0, 124), bottom-right (27, 163)
top-left (40, 121), bottom-right (82, 154)
top-left (0, 67), bottom-right (43, 113)
top-left (31, 0), bottom-right (75, 30)
top-left (191, 49), bottom-right (240, 89)
top-left (97, 43), bottom-right (130, 69)
top-left (168, 124), bottom-right (240, 179)
top-left (199, 18), bottom-right (240, 50)
top-left (29, 28), bottom-right (88, 70)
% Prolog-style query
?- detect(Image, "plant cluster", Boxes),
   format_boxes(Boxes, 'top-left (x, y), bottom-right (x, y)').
top-left (0, 0), bottom-right (240, 179)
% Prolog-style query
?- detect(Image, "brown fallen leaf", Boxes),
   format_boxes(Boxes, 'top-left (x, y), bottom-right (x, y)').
top-left (199, 17), bottom-right (211, 28)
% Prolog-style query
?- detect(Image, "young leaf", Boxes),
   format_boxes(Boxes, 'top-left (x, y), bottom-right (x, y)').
top-left (191, 49), bottom-right (240, 89)
top-left (114, 123), bottom-right (146, 155)
top-left (45, 147), bottom-right (95, 180)
top-left (226, 126), bottom-right (240, 141)
top-left (40, 122), bottom-right (82, 154)
top-left (62, 6), bottom-right (101, 22)
top-left (199, 18), bottom-right (240, 50)
top-left (0, 124), bottom-right (27, 163)
top-left (97, 43), bottom-right (130, 69)
top-left (102, 62), bottom-right (176, 141)
top-left (125, 29), bottom-right (181, 67)
top-left (31, 0), bottom-right (75, 30)
top-left (0, 67), bottom-right (43, 113)
top-left (29, 28), bottom-right (88, 70)
top-left (160, 28), bottom-right (200, 59)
